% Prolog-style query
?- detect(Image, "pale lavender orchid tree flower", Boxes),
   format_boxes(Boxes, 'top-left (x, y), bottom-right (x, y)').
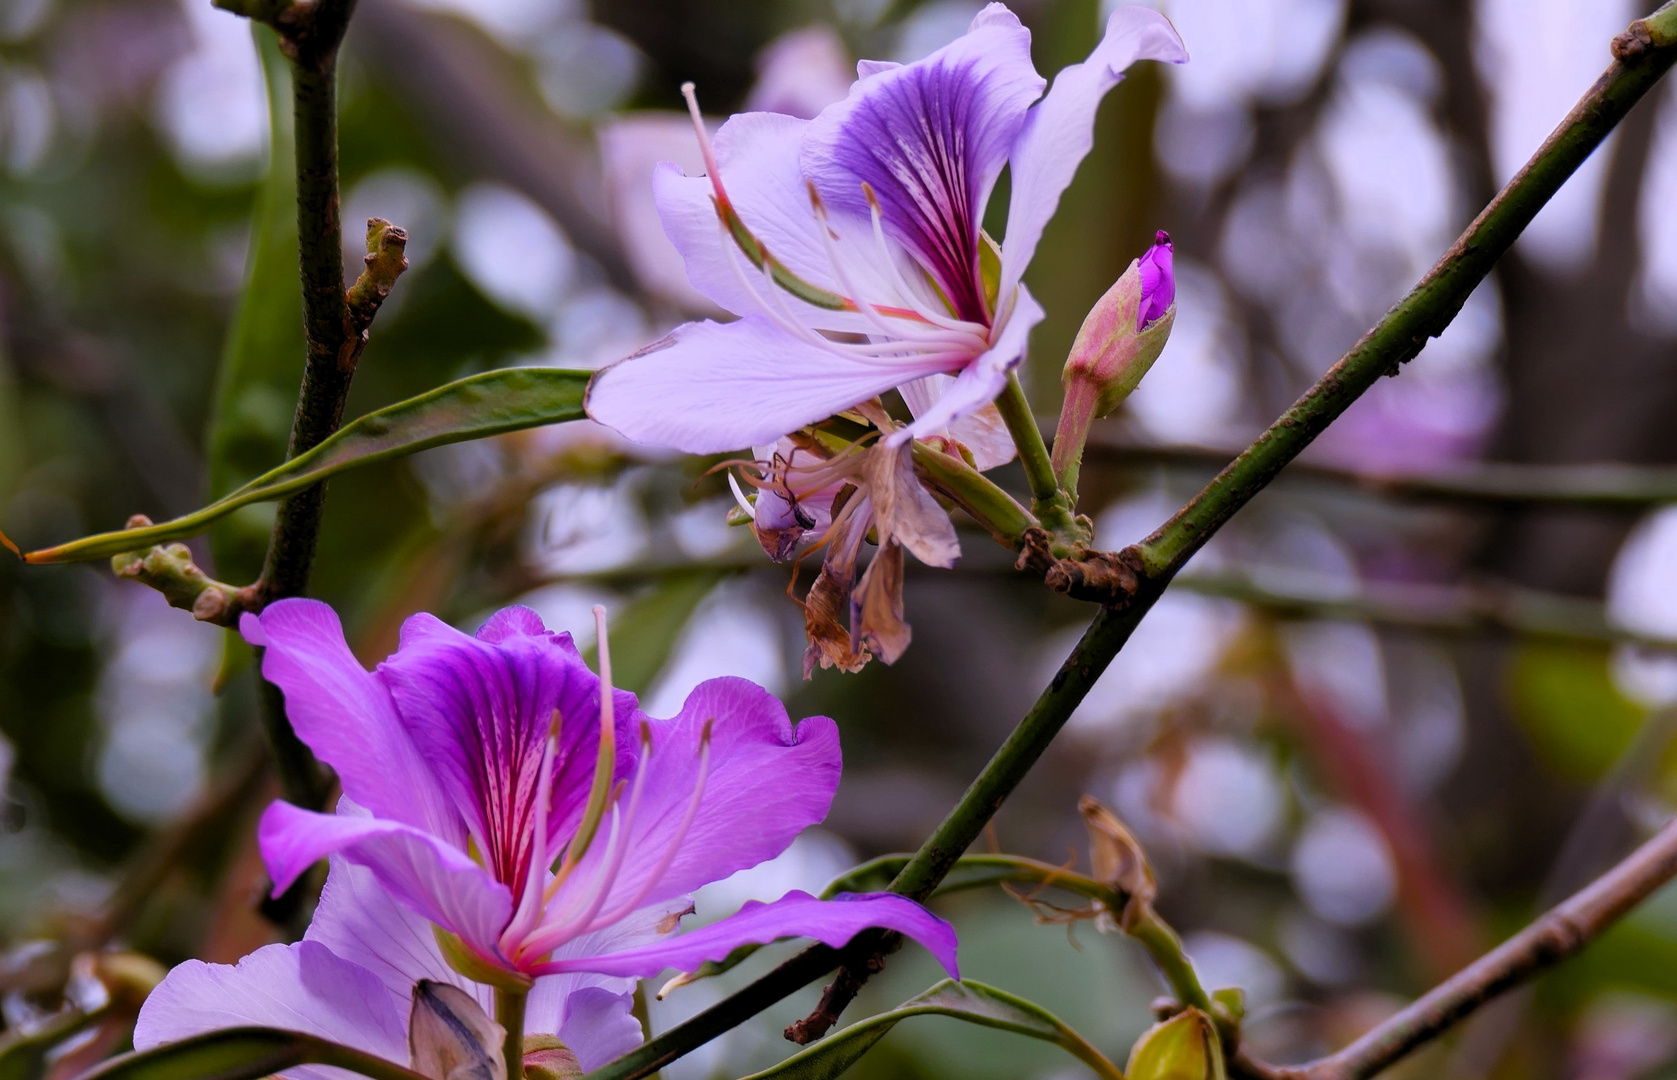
top-left (585, 3), bottom-right (1187, 456)
top-left (232, 600), bottom-right (956, 1003)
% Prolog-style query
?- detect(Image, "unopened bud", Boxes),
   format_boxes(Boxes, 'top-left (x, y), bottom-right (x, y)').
top-left (1065, 231), bottom-right (1175, 418)
top-left (1051, 232), bottom-right (1176, 495)
top-left (1126, 1007), bottom-right (1225, 1080)
top-left (523, 1035), bottom-right (583, 1080)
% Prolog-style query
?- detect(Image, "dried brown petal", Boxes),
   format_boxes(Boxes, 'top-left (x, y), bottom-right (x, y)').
top-left (866, 441), bottom-right (959, 569)
top-left (852, 539), bottom-right (911, 665)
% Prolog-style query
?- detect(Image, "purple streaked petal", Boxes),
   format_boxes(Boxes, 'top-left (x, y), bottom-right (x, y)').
top-left (889, 285), bottom-right (1045, 445)
top-left (653, 112), bottom-right (901, 335)
top-left (554, 677), bottom-right (840, 919)
top-left (533, 890), bottom-right (959, 980)
top-left (239, 601), bottom-right (456, 841)
top-left (133, 940), bottom-right (408, 1080)
top-left (587, 314), bottom-right (965, 455)
top-left (259, 800), bottom-right (512, 960)
top-left (375, 610), bottom-right (637, 897)
top-left (998, 6), bottom-right (1187, 298)
top-left (803, 4), bottom-right (1043, 322)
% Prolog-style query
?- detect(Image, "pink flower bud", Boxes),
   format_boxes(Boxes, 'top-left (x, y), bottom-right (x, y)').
top-left (1063, 231), bottom-right (1177, 417)
top-left (1051, 232), bottom-right (1177, 494)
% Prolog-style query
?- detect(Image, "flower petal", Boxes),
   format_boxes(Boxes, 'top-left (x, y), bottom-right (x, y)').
top-left (999, 6), bottom-right (1187, 297)
top-left (307, 855), bottom-right (660, 1067)
top-left (133, 940), bottom-right (408, 1080)
top-left (802, 4), bottom-right (1044, 322)
top-left (587, 315), bottom-right (959, 455)
top-left (259, 800), bottom-right (512, 961)
top-left (376, 610), bottom-right (637, 897)
top-left (866, 441), bottom-right (959, 568)
top-left (532, 899), bottom-right (691, 1068)
top-left (534, 891), bottom-right (959, 980)
top-left (305, 856), bottom-right (489, 1016)
top-left (890, 285), bottom-right (1046, 445)
top-left (555, 678), bottom-right (840, 918)
top-left (901, 376), bottom-right (1015, 470)
top-left (653, 112), bottom-right (902, 333)
top-left (240, 601), bottom-right (455, 840)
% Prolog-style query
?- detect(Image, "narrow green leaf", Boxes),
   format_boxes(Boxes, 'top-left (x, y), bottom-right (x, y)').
top-left (75, 1027), bottom-right (432, 1080)
top-left (205, 25), bottom-right (305, 583)
top-left (26, 368), bottom-right (590, 564)
top-left (734, 980), bottom-right (1122, 1080)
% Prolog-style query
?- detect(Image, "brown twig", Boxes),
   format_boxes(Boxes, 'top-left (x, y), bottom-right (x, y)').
top-left (1233, 814), bottom-right (1677, 1080)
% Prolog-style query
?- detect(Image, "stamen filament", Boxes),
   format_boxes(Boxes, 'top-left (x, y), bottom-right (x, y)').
top-left (551, 607), bottom-right (618, 895)
top-left (586, 718), bottom-right (715, 931)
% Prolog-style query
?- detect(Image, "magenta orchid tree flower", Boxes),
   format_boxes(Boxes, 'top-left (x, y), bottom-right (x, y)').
top-left (585, 3), bottom-right (1187, 457)
top-left (203, 601), bottom-right (955, 1025)
top-left (135, 854), bottom-right (658, 1077)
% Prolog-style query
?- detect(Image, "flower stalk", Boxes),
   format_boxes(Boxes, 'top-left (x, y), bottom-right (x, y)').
top-left (496, 986), bottom-right (528, 1080)
top-left (994, 374), bottom-right (1082, 547)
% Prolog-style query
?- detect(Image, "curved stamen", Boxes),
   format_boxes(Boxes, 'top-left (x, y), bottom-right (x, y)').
top-left (548, 606), bottom-right (619, 899)
top-left (520, 726), bottom-right (653, 961)
top-left (728, 473), bottom-right (757, 521)
top-left (681, 82), bottom-right (728, 211)
top-left (585, 718), bottom-right (715, 932)
top-left (808, 182), bottom-right (925, 345)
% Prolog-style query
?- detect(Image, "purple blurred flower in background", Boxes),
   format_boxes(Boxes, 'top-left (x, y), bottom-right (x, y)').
top-left (587, 3), bottom-right (1186, 455)
top-left (239, 601), bottom-right (958, 985)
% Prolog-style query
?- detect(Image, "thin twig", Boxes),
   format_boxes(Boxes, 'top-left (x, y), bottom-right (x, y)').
top-left (577, 10), bottom-right (1677, 1073)
top-left (1084, 434), bottom-right (1677, 506)
top-left (1176, 572), bottom-right (1677, 653)
top-left (1233, 814), bottom-right (1677, 1080)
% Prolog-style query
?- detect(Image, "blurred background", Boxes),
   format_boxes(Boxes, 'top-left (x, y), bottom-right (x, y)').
top-left (4, 0), bottom-right (1677, 1076)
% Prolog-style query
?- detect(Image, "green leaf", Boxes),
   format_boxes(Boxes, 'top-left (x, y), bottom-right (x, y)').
top-left (76, 1027), bottom-right (432, 1080)
top-left (734, 980), bottom-right (1122, 1080)
top-left (26, 367), bottom-right (590, 565)
top-left (206, 25), bottom-right (306, 583)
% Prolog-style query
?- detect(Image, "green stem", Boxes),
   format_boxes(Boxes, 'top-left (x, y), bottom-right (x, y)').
top-left (910, 440), bottom-right (1037, 546)
top-left (497, 985), bottom-right (528, 1080)
top-left (1127, 908), bottom-right (1212, 1015)
top-left (995, 373), bottom-right (1079, 538)
top-left (1050, 378), bottom-right (1096, 499)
